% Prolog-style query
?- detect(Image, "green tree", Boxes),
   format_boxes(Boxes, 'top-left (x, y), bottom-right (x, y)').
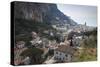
top-left (20, 47), bottom-right (44, 64)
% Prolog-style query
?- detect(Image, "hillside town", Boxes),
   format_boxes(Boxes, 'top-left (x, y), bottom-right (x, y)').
top-left (11, 2), bottom-right (97, 66)
top-left (14, 22), bottom-right (97, 65)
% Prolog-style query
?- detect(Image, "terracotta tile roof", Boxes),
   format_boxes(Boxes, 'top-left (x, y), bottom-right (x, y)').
top-left (55, 45), bottom-right (74, 54)
top-left (39, 48), bottom-right (48, 53)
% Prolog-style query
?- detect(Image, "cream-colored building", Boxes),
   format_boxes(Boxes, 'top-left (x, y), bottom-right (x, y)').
top-left (54, 45), bottom-right (74, 62)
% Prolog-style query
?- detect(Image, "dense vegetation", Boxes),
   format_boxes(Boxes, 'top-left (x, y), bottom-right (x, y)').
top-left (83, 28), bottom-right (97, 48)
top-left (74, 28), bottom-right (97, 62)
top-left (77, 48), bottom-right (97, 61)
top-left (15, 18), bottom-right (54, 35)
top-left (20, 46), bottom-right (45, 64)
top-left (15, 18), bottom-right (58, 42)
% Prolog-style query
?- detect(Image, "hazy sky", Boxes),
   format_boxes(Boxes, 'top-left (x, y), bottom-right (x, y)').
top-left (57, 4), bottom-right (97, 27)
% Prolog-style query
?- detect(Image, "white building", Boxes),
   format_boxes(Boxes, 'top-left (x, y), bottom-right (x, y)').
top-left (30, 37), bottom-right (42, 45)
top-left (54, 45), bottom-right (74, 62)
top-left (72, 35), bottom-right (83, 48)
top-left (31, 31), bottom-right (37, 39)
top-left (23, 56), bottom-right (30, 65)
top-left (52, 25), bottom-right (67, 32)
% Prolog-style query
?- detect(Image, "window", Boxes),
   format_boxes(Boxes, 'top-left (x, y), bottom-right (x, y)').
top-left (62, 57), bottom-right (64, 60)
top-left (60, 53), bottom-right (62, 55)
top-left (65, 54), bottom-right (68, 57)
top-left (59, 58), bottom-right (61, 60)
top-left (56, 51), bottom-right (58, 54)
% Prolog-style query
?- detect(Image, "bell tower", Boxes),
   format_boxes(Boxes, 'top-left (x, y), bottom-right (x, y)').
top-left (84, 21), bottom-right (87, 32)
top-left (85, 22), bottom-right (86, 26)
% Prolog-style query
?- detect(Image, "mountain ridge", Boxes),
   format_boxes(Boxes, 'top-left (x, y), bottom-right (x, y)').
top-left (14, 2), bottom-right (77, 26)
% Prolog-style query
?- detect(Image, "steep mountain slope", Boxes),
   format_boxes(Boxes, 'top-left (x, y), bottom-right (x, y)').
top-left (13, 1), bottom-right (78, 36)
top-left (14, 2), bottom-right (77, 25)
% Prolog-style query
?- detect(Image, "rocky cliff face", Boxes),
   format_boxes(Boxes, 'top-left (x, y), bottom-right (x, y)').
top-left (14, 1), bottom-right (77, 26)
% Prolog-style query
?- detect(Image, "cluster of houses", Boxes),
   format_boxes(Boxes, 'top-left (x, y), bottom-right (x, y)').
top-left (30, 31), bottom-right (85, 63)
top-left (14, 41), bottom-right (30, 65)
top-left (14, 28), bottom-right (87, 65)
top-left (54, 45), bottom-right (74, 62)
top-left (52, 22), bottom-right (94, 35)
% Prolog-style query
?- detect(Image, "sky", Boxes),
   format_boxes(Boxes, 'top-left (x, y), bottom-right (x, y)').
top-left (57, 4), bottom-right (97, 27)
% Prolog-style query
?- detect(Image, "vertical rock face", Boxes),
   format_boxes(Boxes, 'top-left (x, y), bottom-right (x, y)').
top-left (14, 1), bottom-right (77, 25)
top-left (14, 2), bottom-right (44, 22)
